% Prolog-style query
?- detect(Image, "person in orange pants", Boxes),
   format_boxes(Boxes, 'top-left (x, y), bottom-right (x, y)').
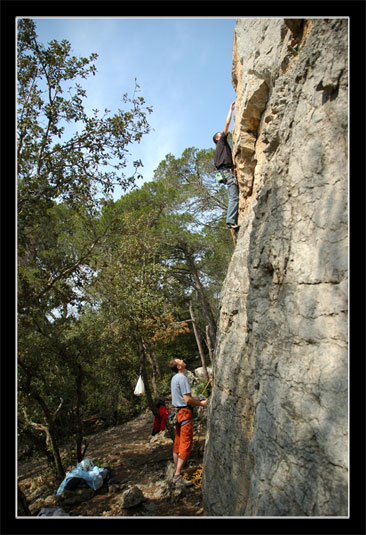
top-left (173, 407), bottom-right (194, 461)
top-left (169, 358), bottom-right (209, 487)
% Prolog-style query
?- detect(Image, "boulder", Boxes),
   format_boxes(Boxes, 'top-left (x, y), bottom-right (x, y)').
top-left (120, 486), bottom-right (144, 508)
top-left (151, 481), bottom-right (170, 501)
top-left (194, 367), bottom-right (213, 381)
top-left (149, 432), bottom-right (171, 447)
top-left (43, 495), bottom-right (57, 507)
top-left (59, 487), bottom-right (94, 505)
top-left (164, 461), bottom-right (175, 481)
top-left (185, 369), bottom-right (196, 385)
top-left (29, 498), bottom-right (44, 515)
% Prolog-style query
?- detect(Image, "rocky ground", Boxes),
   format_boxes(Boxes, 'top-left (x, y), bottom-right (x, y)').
top-left (18, 409), bottom-right (207, 517)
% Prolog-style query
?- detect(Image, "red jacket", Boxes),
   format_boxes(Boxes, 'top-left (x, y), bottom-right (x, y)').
top-left (153, 405), bottom-right (169, 433)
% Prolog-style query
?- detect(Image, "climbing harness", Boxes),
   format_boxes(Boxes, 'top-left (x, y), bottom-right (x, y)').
top-left (169, 406), bottom-right (193, 427)
top-left (215, 171), bottom-right (227, 184)
top-left (178, 406), bottom-right (193, 427)
top-left (179, 417), bottom-right (193, 427)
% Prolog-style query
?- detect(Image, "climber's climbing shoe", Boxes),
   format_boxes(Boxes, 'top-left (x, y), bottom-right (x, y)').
top-left (172, 474), bottom-right (193, 487)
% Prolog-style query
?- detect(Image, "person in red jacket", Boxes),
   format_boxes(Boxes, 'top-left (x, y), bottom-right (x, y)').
top-left (152, 398), bottom-right (169, 435)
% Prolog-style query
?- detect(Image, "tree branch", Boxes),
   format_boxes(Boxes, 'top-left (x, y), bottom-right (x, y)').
top-left (54, 397), bottom-right (64, 418)
top-left (22, 408), bottom-right (47, 434)
top-left (37, 218), bottom-right (114, 300)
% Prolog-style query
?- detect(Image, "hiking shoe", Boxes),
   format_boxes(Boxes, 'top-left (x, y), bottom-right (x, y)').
top-left (172, 474), bottom-right (193, 487)
top-left (227, 223), bottom-right (240, 229)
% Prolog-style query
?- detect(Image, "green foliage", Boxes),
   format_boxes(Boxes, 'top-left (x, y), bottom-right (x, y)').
top-left (17, 19), bottom-right (153, 465)
top-left (192, 380), bottom-right (212, 398)
top-left (17, 20), bottom-right (234, 467)
top-left (17, 19), bottom-right (152, 216)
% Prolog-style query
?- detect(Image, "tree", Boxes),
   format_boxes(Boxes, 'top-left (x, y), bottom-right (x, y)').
top-left (148, 148), bottom-right (234, 348)
top-left (17, 22), bottom-right (233, 468)
top-left (17, 18), bottom-right (153, 317)
top-left (99, 147), bottom-right (234, 373)
top-left (81, 147), bottom-right (234, 428)
top-left (17, 19), bottom-right (152, 216)
top-left (17, 19), bottom-right (153, 471)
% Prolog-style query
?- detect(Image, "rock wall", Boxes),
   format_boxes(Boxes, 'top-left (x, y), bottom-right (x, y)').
top-left (203, 18), bottom-right (348, 516)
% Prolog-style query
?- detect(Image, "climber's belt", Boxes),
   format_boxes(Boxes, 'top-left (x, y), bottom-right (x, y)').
top-left (179, 418), bottom-right (192, 427)
top-left (171, 406), bottom-right (193, 426)
top-left (215, 167), bottom-right (236, 185)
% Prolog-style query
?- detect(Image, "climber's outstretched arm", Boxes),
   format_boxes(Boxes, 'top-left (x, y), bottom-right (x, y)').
top-left (223, 101), bottom-right (235, 135)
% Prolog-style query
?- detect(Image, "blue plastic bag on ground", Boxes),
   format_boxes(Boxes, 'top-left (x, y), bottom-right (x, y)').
top-left (38, 507), bottom-right (70, 516)
top-left (56, 461), bottom-right (107, 496)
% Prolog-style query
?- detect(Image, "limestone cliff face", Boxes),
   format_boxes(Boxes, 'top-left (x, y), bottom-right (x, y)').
top-left (203, 19), bottom-right (348, 516)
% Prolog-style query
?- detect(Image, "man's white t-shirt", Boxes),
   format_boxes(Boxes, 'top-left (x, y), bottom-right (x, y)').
top-left (171, 372), bottom-right (191, 407)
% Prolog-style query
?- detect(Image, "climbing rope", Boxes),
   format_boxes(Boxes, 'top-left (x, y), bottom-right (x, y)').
top-left (183, 464), bottom-right (203, 489)
top-left (201, 376), bottom-right (212, 396)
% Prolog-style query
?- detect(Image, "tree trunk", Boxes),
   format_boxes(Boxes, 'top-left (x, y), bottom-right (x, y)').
top-left (189, 303), bottom-right (209, 382)
top-left (206, 324), bottom-right (214, 365)
top-left (18, 484), bottom-right (31, 516)
top-left (24, 417), bottom-right (65, 480)
top-left (138, 339), bottom-right (156, 413)
top-left (19, 362), bottom-right (65, 479)
top-left (143, 342), bottom-right (159, 397)
top-left (27, 394), bottom-right (66, 480)
top-left (46, 425), bottom-right (66, 480)
top-left (185, 253), bottom-right (217, 348)
top-left (138, 338), bottom-right (175, 441)
top-left (75, 363), bottom-right (84, 462)
top-left (150, 347), bottom-right (161, 377)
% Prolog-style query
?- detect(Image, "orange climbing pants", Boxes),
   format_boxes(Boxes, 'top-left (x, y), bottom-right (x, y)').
top-left (173, 407), bottom-right (193, 461)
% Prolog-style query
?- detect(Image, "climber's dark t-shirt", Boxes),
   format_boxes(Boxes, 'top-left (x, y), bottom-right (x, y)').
top-left (214, 132), bottom-right (233, 169)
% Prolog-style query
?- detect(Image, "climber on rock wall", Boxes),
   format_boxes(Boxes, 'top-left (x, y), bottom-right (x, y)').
top-left (213, 102), bottom-right (239, 230)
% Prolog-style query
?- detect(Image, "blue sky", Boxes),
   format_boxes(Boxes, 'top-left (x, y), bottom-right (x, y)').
top-left (28, 17), bottom-right (237, 199)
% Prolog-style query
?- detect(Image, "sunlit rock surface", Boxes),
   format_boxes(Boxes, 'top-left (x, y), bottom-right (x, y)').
top-left (203, 18), bottom-right (348, 517)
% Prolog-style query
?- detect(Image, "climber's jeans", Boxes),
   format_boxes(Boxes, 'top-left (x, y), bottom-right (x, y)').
top-left (222, 169), bottom-right (239, 225)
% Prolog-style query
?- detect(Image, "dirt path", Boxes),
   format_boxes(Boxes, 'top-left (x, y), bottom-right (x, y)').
top-left (18, 410), bottom-right (206, 517)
